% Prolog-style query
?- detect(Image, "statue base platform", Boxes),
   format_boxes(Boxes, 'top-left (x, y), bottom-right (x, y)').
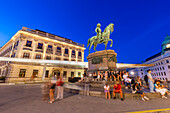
top-left (87, 50), bottom-right (117, 73)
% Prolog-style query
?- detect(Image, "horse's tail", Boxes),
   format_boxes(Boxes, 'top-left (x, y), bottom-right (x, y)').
top-left (87, 39), bottom-right (90, 47)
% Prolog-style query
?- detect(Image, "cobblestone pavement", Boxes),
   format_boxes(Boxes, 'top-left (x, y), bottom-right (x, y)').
top-left (0, 84), bottom-right (170, 113)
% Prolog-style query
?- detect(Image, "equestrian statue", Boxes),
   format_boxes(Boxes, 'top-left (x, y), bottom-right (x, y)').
top-left (87, 23), bottom-right (114, 54)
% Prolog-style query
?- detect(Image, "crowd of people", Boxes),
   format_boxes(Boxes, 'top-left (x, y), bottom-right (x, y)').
top-left (93, 70), bottom-right (169, 101)
top-left (41, 70), bottom-right (169, 103)
top-left (41, 75), bottom-right (64, 104)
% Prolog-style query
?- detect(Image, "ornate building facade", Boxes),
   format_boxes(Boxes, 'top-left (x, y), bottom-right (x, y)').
top-left (0, 27), bottom-right (86, 82)
top-left (129, 35), bottom-right (170, 81)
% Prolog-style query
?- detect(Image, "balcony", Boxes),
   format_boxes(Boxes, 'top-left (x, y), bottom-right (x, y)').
top-left (71, 55), bottom-right (76, 58)
top-left (23, 46), bottom-right (32, 51)
top-left (64, 54), bottom-right (69, 57)
top-left (46, 50), bottom-right (53, 54)
top-left (78, 56), bottom-right (82, 59)
top-left (55, 52), bottom-right (61, 56)
top-left (35, 49), bottom-right (43, 53)
top-left (21, 27), bottom-right (85, 47)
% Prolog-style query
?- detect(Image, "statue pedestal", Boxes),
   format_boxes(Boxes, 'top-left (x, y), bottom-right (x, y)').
top-left (87, 50), bottom-right (117, 73)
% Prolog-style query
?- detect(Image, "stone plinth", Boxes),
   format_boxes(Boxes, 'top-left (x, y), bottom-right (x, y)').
top-left (87, 50), bottom-right (117, 72)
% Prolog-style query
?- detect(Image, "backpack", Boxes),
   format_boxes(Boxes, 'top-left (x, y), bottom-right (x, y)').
top-left (144, 75), bottom-right (148, 81)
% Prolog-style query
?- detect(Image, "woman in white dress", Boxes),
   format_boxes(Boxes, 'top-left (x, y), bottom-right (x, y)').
top-left (154, 80), bottom-right (168, 98)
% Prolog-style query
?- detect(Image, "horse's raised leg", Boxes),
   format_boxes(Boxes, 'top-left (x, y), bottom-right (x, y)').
top-left (109, 39), bottom-right (113, 47)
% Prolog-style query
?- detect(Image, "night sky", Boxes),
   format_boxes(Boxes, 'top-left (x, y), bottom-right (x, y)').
top-left (0, 0), bottom-right (170, 63)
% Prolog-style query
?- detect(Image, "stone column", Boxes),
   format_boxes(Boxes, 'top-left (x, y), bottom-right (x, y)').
top-left (61, 47), bottom-right (65, 60)
top-left (82, 51), bottom-right (84, 62)
top-left (43, 42), bottom-right (48, 60)
top-left (9, 41), bottom-right (15, 57)
top-left (17, 35), bottom-right (26, 58)
top-left (53, 44), bottom-right (57, 60)
top-left (31, 39), bottom-right (38, 59)
top-left (76, 50), bottom-right (78, 62)
top-left (42, 64), bottom-right (47, 81)
top-left (69, 48), bottom-right (72, 61)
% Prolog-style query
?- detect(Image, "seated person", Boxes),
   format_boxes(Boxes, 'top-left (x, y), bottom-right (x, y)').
top-left (159, 80), bottom-right (170, 91)
top-left (125, 76), bottom-right (132, 89)
top-left (135, 76), bottom-right (142, 86)
top-left (132, 83), bottom-right (149, 101)
top-left (93, 72), bottom-right (97, 81)
top-left (104, 84), bottom-right (110, 99)
top-left (113, 81), bottom-right (124, 101)
top-left (154, 80), bottom-right (168, 98)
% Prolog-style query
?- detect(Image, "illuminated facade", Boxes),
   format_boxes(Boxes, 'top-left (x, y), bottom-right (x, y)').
top-left (129, 35), bottom-right (170, 81)
top-left (0, 27), bottom-right (86, 82)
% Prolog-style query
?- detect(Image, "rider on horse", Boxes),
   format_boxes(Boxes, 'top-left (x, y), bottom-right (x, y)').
top-left (95, 23), bottom-right (103, 42)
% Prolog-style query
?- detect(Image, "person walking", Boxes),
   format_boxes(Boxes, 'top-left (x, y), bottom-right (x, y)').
top-left (48, 77), bottom-right (56, 103)
top-left (56, 75), bottom-right (64, 100)
top-left (147, 70), bottom-right (154, 93)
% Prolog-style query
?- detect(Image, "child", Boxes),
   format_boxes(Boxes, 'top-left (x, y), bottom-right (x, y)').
top-left (113, 81), bottom-right (124, 101)
top-left (104, 84), bottom-right (110, 99)
top-left (41, 81), bottom-right (49, 101)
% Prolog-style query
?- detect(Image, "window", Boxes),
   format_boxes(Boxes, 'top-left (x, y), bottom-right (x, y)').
top-left (26, 40), bottom-right (32, 47)
top-left (11, 53), bottom-right (16, 58)
top-left (65, 49), bottom-right (69, 54)
top-left (63, 71), bottom-right (67, 78)
top-left (47, 45), bottom-right (52, 51)
top-left (55, 57), bottom-right (61, 60)
top-left (19, 69), bottom-right (26, 77)
top-left (161, 72), bottom-right (163, 76)
top-left (45, 70), bottom-right (49, 78)
top-left (164, 72), bottom-right (166, 76)
top-left (168, 65), bottom-right (170, 69)
top-left (57, 47), bottom-right (61, 53)
top-left (16, 40), bottom-right (19, 46)
top-left (160, 67), bottom-right (162, 70)
top-left (161, 62), bottom-right (163, 65)
top-left (166, 60), bottom-right (169, 63)
top-left (162, 67), bottom-right (164, 70)
top-left (78, 52), bottom-right (82, 57)
top-left (64, 59), bottom-right (68, 61)
top-left (23, 53), bottom-right (30, 58)
top-left (46, 56), bottom-right (51, 60)
top-left (71, 72), bottom-right (74, 77)
top-left (78, 72), bottom-right (81, 77)
top-left (35, 54), bottom-right (41, 59)
top-left (48, 45), bottom-right (52, 48)
top-left (32, 70), bottom-right (38, 77)
top-left (72, 50), bottom-right (75, 56)
top-left (38, 43), bottom-right (43, 49)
